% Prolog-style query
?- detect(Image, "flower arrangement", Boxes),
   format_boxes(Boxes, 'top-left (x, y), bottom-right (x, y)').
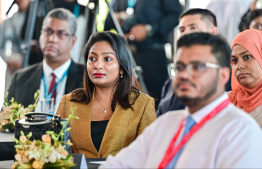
top-left (12, 107), bottom-right (79, 169)
top-left (0, 90), bottom-right (40, 132)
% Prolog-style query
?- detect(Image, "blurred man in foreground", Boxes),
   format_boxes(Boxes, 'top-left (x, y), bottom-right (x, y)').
top-left (99, 32), bottom-right (262, 168)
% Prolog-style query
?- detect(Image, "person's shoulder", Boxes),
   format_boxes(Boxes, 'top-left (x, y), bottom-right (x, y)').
top-left (71, 60), bottom-right (85, 69)
top-left (63, 93), bottom-right (73, 101)
top-left (13, 63), bottom-right (42, 79)
top-left (160, 109), bottom-right (186, 119)
top-left (138, 92), bottom-right (154, 100)
top-left (152, 110), bottom-right (186, 128)
top-left (222, 103), bottom-right (261, 128)
top-left (16, 63), bottom-right (41, 74)
top-left (132, 92), bottom-right (154, 104)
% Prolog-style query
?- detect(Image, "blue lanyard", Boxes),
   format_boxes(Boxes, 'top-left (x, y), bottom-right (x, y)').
top-left (73, 3), bottom-right (80, 18)
top-left (42, 68), bottom-right (69, 99)
top-left (127, 0), bottom-right (137, 8)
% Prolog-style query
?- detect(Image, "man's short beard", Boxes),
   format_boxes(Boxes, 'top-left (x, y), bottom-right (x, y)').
top-left (177, 73), bottom-right (219, 108)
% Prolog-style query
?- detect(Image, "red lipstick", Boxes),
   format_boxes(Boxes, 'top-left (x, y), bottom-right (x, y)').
top-left (94, 73), bottom-right (105, 78)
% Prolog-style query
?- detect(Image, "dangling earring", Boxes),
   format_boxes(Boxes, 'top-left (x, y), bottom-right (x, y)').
top-left (120, 74), bottom-right (123, 78)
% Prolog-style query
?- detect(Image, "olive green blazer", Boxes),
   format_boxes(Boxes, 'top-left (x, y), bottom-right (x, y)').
top-left (56, 93), bottom-right (156, 158)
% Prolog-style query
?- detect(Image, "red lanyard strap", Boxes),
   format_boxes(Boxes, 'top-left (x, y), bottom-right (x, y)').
top-left (158, 98), bottom-right (230, 169)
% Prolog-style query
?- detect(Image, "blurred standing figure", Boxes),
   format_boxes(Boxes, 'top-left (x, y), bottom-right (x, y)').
top-left (53, 0), bottom-right (86, 64)
top-left (108, 0), bottom-right (182, 107)
top-left (206, 0), bottom-right (253, 45)
top-left (0, 56), bottom-right (7, 110)
top-left (0, 0), bottom-right (30, 91)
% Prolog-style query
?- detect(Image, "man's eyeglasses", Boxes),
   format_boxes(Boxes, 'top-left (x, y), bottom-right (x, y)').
top-left (42, 28), bottom-right (73, 39)
top-left (167, 62), bottom-right (221, 78)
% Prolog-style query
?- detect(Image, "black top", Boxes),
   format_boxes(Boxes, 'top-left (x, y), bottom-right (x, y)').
top-left (91, 120), bottom-right (109, 152)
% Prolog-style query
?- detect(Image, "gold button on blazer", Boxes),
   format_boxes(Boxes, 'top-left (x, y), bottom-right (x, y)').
top-left (56, 92), bottom-right (156, 158)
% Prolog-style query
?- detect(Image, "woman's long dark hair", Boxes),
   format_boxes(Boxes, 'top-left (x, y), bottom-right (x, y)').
top-left (71, 31), bottom-right (142, 111)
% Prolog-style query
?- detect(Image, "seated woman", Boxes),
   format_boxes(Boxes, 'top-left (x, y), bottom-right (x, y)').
top-left (229, 29), bottom-right (262, 126)
top-left (56, 31), bottom-right (156, 158)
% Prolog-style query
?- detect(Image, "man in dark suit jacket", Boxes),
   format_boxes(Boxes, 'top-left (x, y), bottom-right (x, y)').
top-left (7, 8), bottom-right (84, 113)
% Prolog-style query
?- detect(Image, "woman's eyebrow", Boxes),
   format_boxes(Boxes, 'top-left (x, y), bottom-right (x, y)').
top-left (239, 51), bottom-right (249, 56)
top-left (102, 52), bottom-right (115, 56)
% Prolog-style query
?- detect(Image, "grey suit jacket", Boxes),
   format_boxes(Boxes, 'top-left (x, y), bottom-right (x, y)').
top-left (7, 60), bottom-right (84, 107)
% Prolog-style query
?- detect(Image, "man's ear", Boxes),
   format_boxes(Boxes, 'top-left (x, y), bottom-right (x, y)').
top-left (220, 67), bottom-right (230, 87)
top-left (211, 26), bottom-right (218, 35)
top-left (71, 36), bottom-right (77, 47)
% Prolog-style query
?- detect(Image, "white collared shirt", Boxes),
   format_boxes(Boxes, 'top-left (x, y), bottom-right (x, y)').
top-left (100, 93), bottom-right (262, 168)
top-left (35, 59), bottom-right (71, 114)
top-left (188, 92), bottom-right (229, 123)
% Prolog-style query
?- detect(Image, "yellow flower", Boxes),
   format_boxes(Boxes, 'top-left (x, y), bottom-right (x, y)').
top-left (20, 113), bottom-right (25, 118)
top-left (61, 150), bottom-right (69, 159)
top-left (32, 160), bottom-right (44, 169)
top-left (24, 108), bottom-right (30, 113)
top-left (29, 141), bottom-right (36, 150)
top-left (0, 112), bottom-right (4, 122)
top-left (21, 153), bottom-right (29, 163)
top-left (42, 134), bottom-right (51, 145)
top-left (11, 162), bottom-right (19, 169)
top-left (19, 136), bottom-right (27, 144)
top-left (56, 145), bottom-right (69, 159)
top-left (2, 119), bottom-right (9, 125)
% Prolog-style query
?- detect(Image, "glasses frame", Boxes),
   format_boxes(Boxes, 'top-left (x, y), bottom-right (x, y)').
top-left (41, 28), bottom-right (73, 39)
top-left (167, 62), bottom-right (221, 78)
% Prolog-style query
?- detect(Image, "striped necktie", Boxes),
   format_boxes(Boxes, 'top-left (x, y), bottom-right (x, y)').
top-left (48, 73), bottom-right (57, 105)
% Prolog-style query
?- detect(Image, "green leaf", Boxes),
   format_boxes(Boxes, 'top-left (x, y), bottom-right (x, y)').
top-left (36, 140), bottom-right (41, 146)
top-left (10, 97), bottom-right (14, 103)
top-left (26, 132), bottom-right (32, 139)
top-left (20, 131), bottom-right (25, 136)
top-left (14, 145), bottom-right (21, 149)
top-left (60, 155), bottom-right (76, 167)
top-left (51, 135), bottom-right (58, 141)
top-left (13, 138), bottom-right (21, 144)
top-left (4, 92), bottom-right (9, 107)
top-left (46, 131), bottom-right (54, 135)
top-left (11, 109), bottom-right (17, 114)
top-left (65, 127), bottom-right (71, 132)
top-left (17, 163), bottom-right (33, 169)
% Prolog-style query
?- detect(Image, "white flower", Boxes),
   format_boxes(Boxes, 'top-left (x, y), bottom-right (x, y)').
top-left (28, 150), bottom-right (40, 160)
top-left (48, 150), bottom-right (62, 163)
top-left (14, 154), bottom-right (22, 162)
top-left (48, 153), bottom-right (57, 163)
